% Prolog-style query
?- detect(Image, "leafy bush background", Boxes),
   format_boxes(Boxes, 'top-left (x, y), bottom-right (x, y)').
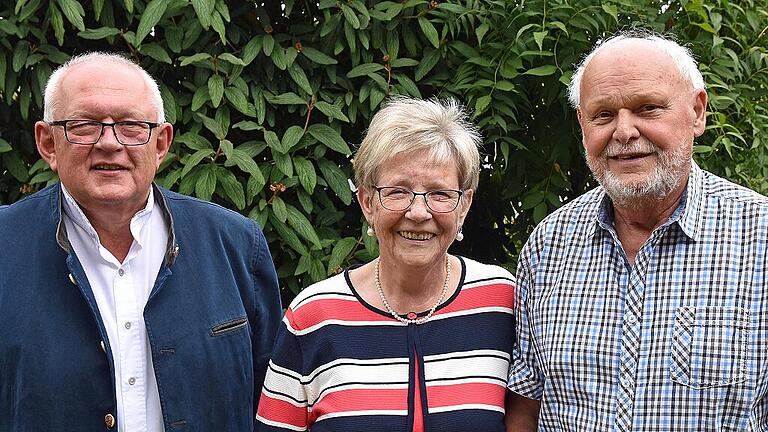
top-left (1, 0), bottom-right (766, 303)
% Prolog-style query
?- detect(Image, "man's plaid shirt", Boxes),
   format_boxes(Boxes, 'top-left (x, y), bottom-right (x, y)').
top-left (508, 163), bottom-right (768, 431)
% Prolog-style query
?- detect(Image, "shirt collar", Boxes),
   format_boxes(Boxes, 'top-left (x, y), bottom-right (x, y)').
top-left (60, 185), bottom-right (156, 250)
top-left (590, 161), bottom-right (704, 241)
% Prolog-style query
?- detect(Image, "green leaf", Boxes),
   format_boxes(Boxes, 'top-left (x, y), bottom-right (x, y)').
top-left (418, 16), bottom-right (440, 48)
top-left (216, 167), bottom-right (245, 210)
top-left (55, 0), bottom-right (85, 32)
top-left (78, 27), bottom-right (121, 40)
top-left (175, 133), bottom-right (212, 151)
top-left (265, 130), bottom-right (284, 153)
top-left (341, 4), bottom-right (360, 29)
top-left (269, 215), bottom-right (307, 255)
top-left (286, 205), bottom-right (322, 248)
top-left (211, 10), bottom-right (226, 44)
top-left (282, 126), bottom-right (305, 151)
top-left (327, 237), bottom-right (357, 273)
top-left (318, 159), bottom-right (352, 205)
top-left (269, 92), bottom-right (307, 106)
top-left (49, 3), bottom-right (65, 45)
top-left (390, 58), bottom-right (419, 68)
top-left (308, 124), bottom-right (351, 155)
top-left (191, 86), bottom-right (210, 111)
top-left (181, 149), bottom-right (214, 176)
top-left (301, 47), bottom-right (338, 65)
top-left (219, 139), bottom-right (233, 160)
top-left (196, 113), bottom-right (225, 139)
top-left (12, 43), bottom-right (28, 73)
top-left (179, 53), bottom-right (211, 66)
top-left (3, 152), bottom-right (29, 182)
top-left (139, 43), bottom-right (172, 63)
top-left (347, 63), bottom-right (384, 78)
top-left (263, 34), bottom-right (275, 56)
top-left (195, 165), bottom-right (217, 201)
top-left (288, 63), bottom-right (313, 95)
top-left (271, 45), bottom-right (288, 70)
top-left (293, 156), bottom-right (317, 193)
top-left (227, 149), bottom-right (265, 185)
top-left (524, 65), bottom-right (557, 76)
top-left (160, 85), bottom-right (178, 124)
top-left (274, 152), bottom-right (293, 177)
top-left (208, 75), bottom-right (224, 107)
top-left (224, 87), bottom-right (250, 115)
top-left (219, 53), bottom-right (245, 66)
top-left (414, 49), bottom-right (441, 81)
top-left (18, 0), bottom-right (44, 22)
top-left (271, 196), bottom-right (288, 222)
top-left (476, 22), bottom-right (490, 46)
top-left (533, 31), bottom-right (547, 51)
top-left (0, 138), bottom-right (12, 153)
top-left (191, 0), bottom-right (214, 29)
top-left (314, 101), bottom-right (350, 123)
top-left (135, 0), bottom-right (167, 46)
top-left (475, 95), bottom-right (492, 114)
top-left (242, 36), bottom-right (263, 65)
top-left (601, 4), bottom-right (618, 22)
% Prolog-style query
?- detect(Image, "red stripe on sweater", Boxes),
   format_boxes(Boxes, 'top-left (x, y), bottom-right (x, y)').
top-left (427, 381), bottom-right (506, 408)
top-left (257, 392), bottom-right (307, 428)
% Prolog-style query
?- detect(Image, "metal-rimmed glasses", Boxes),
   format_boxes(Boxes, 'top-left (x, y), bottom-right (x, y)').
top-left (374, 186), bottom-right (464, 213)
top-left (47, 119), bottom-right (160, 146)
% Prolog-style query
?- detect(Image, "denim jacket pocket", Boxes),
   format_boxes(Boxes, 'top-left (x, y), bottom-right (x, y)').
top-left (210, 316), bottom-right (248, 337)
top-left (670, 306), bottom-right (749, 389)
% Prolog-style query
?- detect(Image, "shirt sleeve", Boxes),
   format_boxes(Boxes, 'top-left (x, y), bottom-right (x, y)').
top-left (255, 311), bottom-right (310, 432)
top-left (507, 238), bottom-right (545, 400)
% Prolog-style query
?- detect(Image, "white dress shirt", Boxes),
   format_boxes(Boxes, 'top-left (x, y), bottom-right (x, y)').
top-left (62, 185), bottom-right (167, 432)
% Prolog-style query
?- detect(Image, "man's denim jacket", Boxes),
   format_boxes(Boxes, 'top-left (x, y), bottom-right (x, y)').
top-left (0, 183), bottom-right (282, 431)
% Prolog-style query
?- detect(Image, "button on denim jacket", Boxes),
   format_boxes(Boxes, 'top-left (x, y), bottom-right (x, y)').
top-left (0, 183), bottom-right (282, 431)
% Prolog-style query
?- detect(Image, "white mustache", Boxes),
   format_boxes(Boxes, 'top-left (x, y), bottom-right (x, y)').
top-left (603, 141), bottom-right (659, 158)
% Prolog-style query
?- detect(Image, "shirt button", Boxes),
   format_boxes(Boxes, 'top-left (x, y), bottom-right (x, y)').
top-left (128, 377), bottom-right (136, 385)
top-left (124, 322), bottom-right (132, 329)
top-left (104, 413), bottom-right (115, 428)
top-left (118, 269), bottom-right (125, 276)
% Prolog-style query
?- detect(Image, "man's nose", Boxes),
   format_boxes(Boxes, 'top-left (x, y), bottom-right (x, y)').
top-left (612, 110), bottom-right (640, 144)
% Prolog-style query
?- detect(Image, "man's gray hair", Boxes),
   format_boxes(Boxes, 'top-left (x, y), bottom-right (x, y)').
top-left (353, 96), bottom-right (482, 192)
top-left (567, 29), bottom-right (705, 108)
top-left (43, 51), bottom-right (165, 123)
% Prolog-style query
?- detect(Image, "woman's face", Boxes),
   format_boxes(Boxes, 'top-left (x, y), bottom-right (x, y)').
top-left (358, 150), bottom-right (473, 271)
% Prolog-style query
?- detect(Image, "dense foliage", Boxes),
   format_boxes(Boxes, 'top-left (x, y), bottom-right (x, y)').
top-left (1, 0), bottom-right (766, 303)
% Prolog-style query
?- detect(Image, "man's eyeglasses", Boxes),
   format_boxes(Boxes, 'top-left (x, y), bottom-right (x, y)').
top-left (374, 186), bottom-right (464, 213)
top-left (47, 120), bottom-right (159, 146)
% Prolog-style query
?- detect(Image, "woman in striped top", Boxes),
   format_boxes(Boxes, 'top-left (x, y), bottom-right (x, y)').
top-left (256, 97), bottom-right (515, 432)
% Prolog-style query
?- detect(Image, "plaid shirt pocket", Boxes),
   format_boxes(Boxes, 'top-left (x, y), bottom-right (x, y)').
top-left (670, 306), bottom-right (750, 389)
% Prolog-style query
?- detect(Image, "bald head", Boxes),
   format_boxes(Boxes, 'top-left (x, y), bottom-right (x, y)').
top-left (568, 31), bottom-right (704, 108)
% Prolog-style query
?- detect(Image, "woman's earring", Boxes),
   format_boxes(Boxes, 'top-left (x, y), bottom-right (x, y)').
top-left (367, 225), bottom-right (375, 237)
top-left (455, 226), bottom-right (464, 241)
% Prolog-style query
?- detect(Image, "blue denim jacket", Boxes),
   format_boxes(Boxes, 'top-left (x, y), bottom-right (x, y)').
top-left (0, 183), bottom-right (282, 431)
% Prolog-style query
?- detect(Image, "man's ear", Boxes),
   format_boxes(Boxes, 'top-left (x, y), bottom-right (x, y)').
top-left (35, 121), bottom-right (58, 172)
top-left (692, 89), bottom-right (708, 137)
top-left (154, 122), bottom-right (173, 167)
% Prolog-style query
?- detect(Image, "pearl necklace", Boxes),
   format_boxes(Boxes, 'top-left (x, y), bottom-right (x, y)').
top-left (375, 255), bottom-right (450, 325)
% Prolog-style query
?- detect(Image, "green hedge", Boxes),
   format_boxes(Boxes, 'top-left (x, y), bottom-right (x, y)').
top-left (1, 0), bottom-right (766, 303)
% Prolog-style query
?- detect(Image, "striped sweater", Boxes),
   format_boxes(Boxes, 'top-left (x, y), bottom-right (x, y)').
top-left (256, 257), bottom-right (515, 432)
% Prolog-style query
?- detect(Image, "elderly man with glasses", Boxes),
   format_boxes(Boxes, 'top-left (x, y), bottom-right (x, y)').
top-left (0, 52), bottom-right (282, 432)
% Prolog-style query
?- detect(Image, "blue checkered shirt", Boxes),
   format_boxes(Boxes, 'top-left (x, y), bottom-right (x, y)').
top-left (508, 163), bottom-right (768, 431)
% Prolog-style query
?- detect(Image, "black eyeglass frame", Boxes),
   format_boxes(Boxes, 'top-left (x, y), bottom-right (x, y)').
top-left (47, 119), bottom-right (160, 146)
top-left (373, 186), bottom-right (465, 213)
